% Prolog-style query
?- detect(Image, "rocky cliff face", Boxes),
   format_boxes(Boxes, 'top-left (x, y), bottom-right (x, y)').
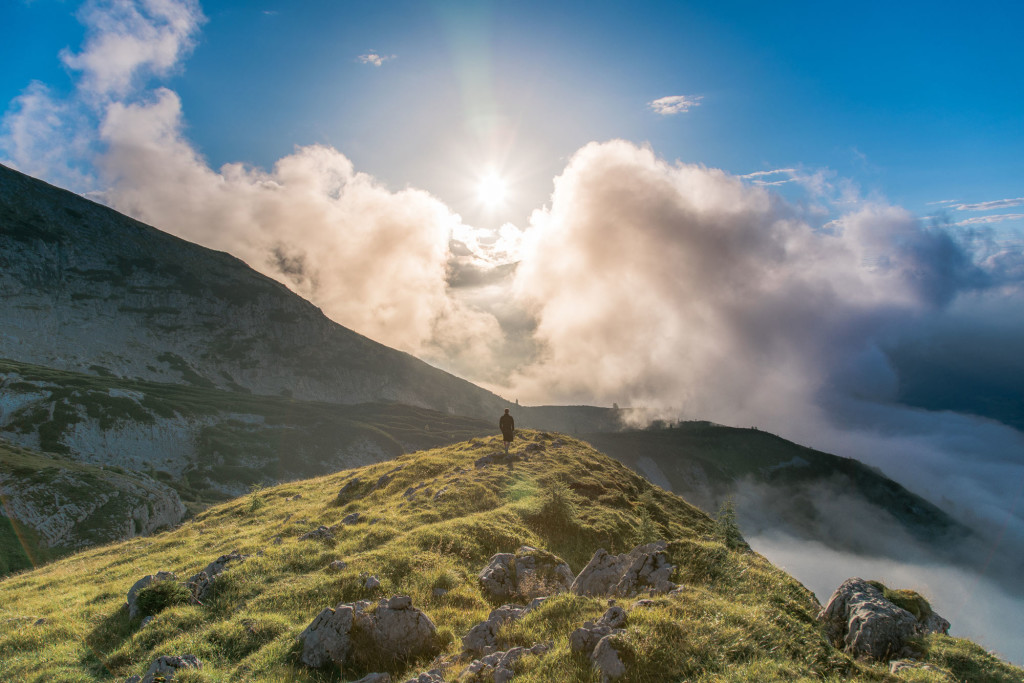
top-left (0, 163), bottom-right (510, 420)
top-left (0, 439), bottom-right (185, 572)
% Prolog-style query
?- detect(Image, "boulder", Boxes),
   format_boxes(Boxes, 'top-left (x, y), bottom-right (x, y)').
top-left (592, 636), bottom-right (627, 682)
top-left (336, 477), bottom-right (363, 504)
top-left (126, 654), bottom-right (202, 683)
top-left (186, 551), bottom-right (248, 602)
top-left (126, 571), bottom-right (177, 620)
top-left (299, 525), bottom-right (335, 542)
top-left (353, 674), bottom-right (392, 683)
top-left (342, 512), bottom-right (362, 525)
top-left (328, 559), bottom-right (348, 572)
top-left (354, 595), bottom-right (440, 663)
top-left (478, 546), bottom-right (573, 601)
top-left (299, 596), bottom-right (439, 670)
top-left (462, 605), bottom-right (530, 655)
top-left (298, 603), bottom-right (357, 668)
top-left (569, 606), bottom-right (627, 657)
top-left (571, 541), bottom-right (676, 597)
top-left (921, 611), bottom-right (951, 636)
top-left (817, 578), bottom-right (920, 661)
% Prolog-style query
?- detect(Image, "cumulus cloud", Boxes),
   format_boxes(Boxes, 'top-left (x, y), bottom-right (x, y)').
top-left (648, 94), bottom-right (703, 115)
top-left (357, 52), bottom-right (395, 67)
top-left (61, 0), bottom-right (205, 99)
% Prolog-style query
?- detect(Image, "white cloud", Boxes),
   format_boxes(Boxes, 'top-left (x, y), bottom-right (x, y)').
top-left (956, 213), bottom-right (1024, 226)
top-left (61, 0), bottom-right (205, 99)
top-left (956, 197), bottom-right (1024, 212)
top-left (357, 52), bottom-right (395, 67)
top-left (648, 94), bottom-right (703, 115)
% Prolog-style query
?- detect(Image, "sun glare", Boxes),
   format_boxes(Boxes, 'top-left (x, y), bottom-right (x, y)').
top-left (477, 171), bottom-right (507, 207)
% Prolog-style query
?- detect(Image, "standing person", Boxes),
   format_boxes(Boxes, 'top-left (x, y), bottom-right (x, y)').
top-left (499, 408), bottom-right (515, 454)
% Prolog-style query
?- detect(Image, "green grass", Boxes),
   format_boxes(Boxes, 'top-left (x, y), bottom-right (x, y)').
top-left (0, 431), bottom-right (1017, 682)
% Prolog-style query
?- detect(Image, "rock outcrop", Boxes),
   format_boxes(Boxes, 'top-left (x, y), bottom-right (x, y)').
top-left (478, 546), bottom-right (573, 601)
top-left (460, 642), bottom-right (551, 682)
top-left (299, 596), bottom-right (439, 670)
top-left (186, 551), bottom-right (248, 602)
top-left (569, 605), bottom-right (627, 657)
top-left (571, 541), bottom-right (676, 597)
top-left (462, 599), bottom-right (545, 655)
top-left (818, 578), bottom-right (943, 661)
top-left (125, 654), bottom-right (202, 683)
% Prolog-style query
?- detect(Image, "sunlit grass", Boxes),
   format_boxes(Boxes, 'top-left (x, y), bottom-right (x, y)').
top-left (0, 431), bottom-right (1017, 682)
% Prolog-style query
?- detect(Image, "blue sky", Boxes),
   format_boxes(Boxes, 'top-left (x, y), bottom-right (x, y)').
top-left (3, 0), bottom-right (1022, 232)
top-left (3, 0), bottom-right (1024, 661)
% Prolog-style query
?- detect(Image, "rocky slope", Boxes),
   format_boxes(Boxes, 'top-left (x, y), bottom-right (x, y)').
top-left (0, 438), bottom-right (184, 574)
top-left (0, 433), bottom-right (1019, 682)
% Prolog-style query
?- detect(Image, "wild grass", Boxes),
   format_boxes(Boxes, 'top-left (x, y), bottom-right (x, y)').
top-left (0, 431), bottom-right (1017, 682)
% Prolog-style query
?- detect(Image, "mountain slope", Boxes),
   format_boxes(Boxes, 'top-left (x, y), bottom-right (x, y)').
top-left (1, 432), bottom-right (1019, 682)
top-left (0, 163), bottom-right (514, 420)
top-left (583, 423), bottom-right (969, 554)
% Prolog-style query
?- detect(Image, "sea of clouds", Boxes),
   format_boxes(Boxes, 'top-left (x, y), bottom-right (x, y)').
top-left (3, 0), bottom-right (1023, 664)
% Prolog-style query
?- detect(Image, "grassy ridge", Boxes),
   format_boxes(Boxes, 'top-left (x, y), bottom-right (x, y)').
top-left (0, 432), bottom-right (1018, 682)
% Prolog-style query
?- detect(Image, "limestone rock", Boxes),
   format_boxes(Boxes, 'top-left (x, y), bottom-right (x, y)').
top-left (921, 611), bottom-right (951, 636)
top-left (328, 559), bottom-right (348, 572)
top-left (569, 606), bottom-right (627, 657)
top-left (571, 541), bottom-right (676, 597)
top-left (478, 546), bottom-right (573, 601)
top-left (337, 478), bottom-right (363, 504)
top-left (128, 654), bottom-right (202, 683)
top-left (126, 571), bottom-right (177, 620)
top-left (299, 525), bottom-right (335, 542)
top-left (462, 604), bottom-right (530, 655)
top-left (342, 512), bottom-right (362, 525)
top-left (460, 642), bottom-right (550, 682)
top-left (403, 670), bottom-right (445, 683)
top-left (186, 551), bottom-right (248, 602)
top-left (354, 595), bottom-right (440, 663)
top-left (298, 603), bottom-right (357, 667)
top-left (817, 578), bottom-right (920, 661)
top-left (592, 636), bottom-right (626, 682)
top-left (353, 674), bottom-right (392, 683)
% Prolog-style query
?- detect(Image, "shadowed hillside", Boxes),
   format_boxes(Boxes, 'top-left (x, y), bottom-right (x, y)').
top-left (0, 432), bottom-right (1018, 682)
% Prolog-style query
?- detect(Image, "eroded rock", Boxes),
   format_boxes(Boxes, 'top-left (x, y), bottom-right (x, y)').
top-left (571, 541), bottom-right (676, 597)
top-left (462, 605), bottom-right (529, 655)
top-left (817, 578), bottom-right (920, 661)
top-left (186, 551), bottom-right (248, 602)
top-left (478, 546), bottom-right (573, 601)
top-left (460, 642), bottom-right (550, 682)
top-left (569, 605), bottom-right (627, 657)
top-left (592, 636), bottom-right (627, 682)
top-left (126, 654), bottom-right (202, 683)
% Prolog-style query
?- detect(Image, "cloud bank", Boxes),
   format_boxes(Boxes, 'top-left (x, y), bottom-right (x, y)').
top-left (648, 94), bottom-right (703, 115)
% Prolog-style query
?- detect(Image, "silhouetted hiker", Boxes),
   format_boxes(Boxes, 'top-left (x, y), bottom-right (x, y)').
top-left (499, 409), bottom-right (515, 454)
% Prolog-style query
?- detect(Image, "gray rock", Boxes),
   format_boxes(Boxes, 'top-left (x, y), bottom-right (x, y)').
top-left (139, 616), bottom-right (154, 629)
top-left (571, 541), bottom-right (676, 597)
top-left (817, 578), bottom-right (920, 661)
top-left (921, 611), bottom-right (951, 636)
top-left (328, 559), bottom-right (348, 572)
top-left (299, 525), bottom-right (335, 542)
top-left (354, 596), bottom-right (440, 663)
top-left (569, 606), bottom-right (628, 657)
top-left (337, 478), bottom-right (363, 503)
top-left (478, 546), bottom-right (573, 601)
top-left (462, 604), bottom-right (529, 655)
top-left (342, 512), bottom-right (362, 525)
top-left (126, 571), bottom-right (177, 620)
top-left (186, 550), bottom-right (248, 602)
top-left (460, 642), bottom-right (550, 682)
top-left (298, 603), bottom-right (357, 667)
top-left (134, 654), bottom-right (202, 683)
top-left (353, 674), bottom-right (392, 683)
top-left (364, 574), bottom-right (381, 590)
top-left (890, 660), bottom-right (953, 679)
top-left (592, 636), bottom-right (626, 682)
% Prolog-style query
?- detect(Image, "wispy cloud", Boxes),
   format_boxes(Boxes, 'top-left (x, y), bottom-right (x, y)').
top-left (648, 94), bottom-right (703, 115)
top-left (956, 197), bottom-right (1024, 212)
top-left (357, 52), bottom-right (395, 67)
top-left (956, 213), bottom-right (1024, 226)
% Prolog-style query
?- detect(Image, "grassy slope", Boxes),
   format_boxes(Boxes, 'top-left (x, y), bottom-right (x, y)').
top-left (1, 357), bottom-right (496, 511)
top-left (1, 432), bottom-right (1017, 682)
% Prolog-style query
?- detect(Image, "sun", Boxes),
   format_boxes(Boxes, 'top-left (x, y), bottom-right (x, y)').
top-left (476, 171), bottom-right (507, 207)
